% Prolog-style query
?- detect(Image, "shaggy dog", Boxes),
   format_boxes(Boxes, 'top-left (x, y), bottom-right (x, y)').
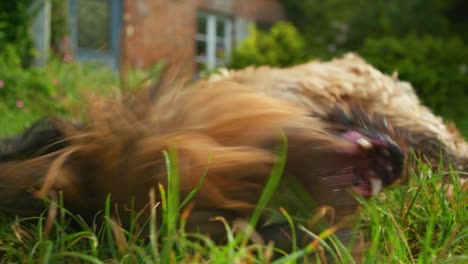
top-left (214, 53), bottom-right (467, 171)
top-left (0, 54), bottom-right (465, 254)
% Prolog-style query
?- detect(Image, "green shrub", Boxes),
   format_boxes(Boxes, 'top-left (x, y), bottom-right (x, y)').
top-left (282, 0), bottom-right (460, 57)
top-left (0, 46), bottom-right (62, 135)
top-left (0, 0), bottom-right (35, 65)
top-left (230, 22), bottom-right (309, 69)
top-left (359, 35), bottom-right (468, 134)
top-left (0, 46), bottom-right (55, 97)
top-left (0, 49), bottom-right (118, 135)
top-left (0, 48), bottom-right (164, 136)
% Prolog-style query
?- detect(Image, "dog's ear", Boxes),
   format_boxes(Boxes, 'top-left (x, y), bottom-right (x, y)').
top-left (0, 117), bottom-right (84, 162)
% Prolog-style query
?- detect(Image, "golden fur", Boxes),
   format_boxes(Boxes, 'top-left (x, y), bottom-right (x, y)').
top-left (0, 53), bottom-right (465, 249)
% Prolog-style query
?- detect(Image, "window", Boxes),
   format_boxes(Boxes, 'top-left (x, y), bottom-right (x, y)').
top-left (68, 0), bottom-right (122, 69)
top-left (196, 12), bottom-right (233, 72)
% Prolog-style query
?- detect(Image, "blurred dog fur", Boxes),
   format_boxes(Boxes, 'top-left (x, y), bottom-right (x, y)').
top-left (0, 53), bottom-right (466, 257)
top-left (213, 53), bottom-right (468, 171)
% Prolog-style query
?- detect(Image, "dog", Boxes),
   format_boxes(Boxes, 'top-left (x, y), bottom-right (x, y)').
top-left (0, 53), bottom-right (464, 256)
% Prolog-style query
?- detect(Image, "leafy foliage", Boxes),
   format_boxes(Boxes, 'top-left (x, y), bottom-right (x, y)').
top-left (230, 22), bottom-right (308, 69)
top-left (0, 55), bottom-right (164, 136)
top-left (0, 0), bottom-right (34, 65)
top-left (359, 35), bottom-right (468, 133)
top-left (0, 47), bottom-right (62, 135)
top-left (281, 0), bottom-right (461, 56)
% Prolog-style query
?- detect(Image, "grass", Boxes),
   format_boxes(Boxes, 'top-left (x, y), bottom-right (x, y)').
top-left (357, 159), bottom-right (468, 263)
top-left (0, 133), bottom-right (466, 263)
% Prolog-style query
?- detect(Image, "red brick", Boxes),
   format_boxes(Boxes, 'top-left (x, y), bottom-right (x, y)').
top-left (121, 0), bottom-right (284, 78)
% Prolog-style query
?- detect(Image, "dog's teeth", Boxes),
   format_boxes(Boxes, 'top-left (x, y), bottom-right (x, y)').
top-left (357, 138), bottom-right (372, 149)
top-left (370, 178), bottom-right (383, 197)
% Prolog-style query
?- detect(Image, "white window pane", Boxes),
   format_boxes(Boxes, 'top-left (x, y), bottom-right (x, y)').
top-left (206, 15), bottom-right (217, 69)
top-left (234, 17), bottom-right (252, 45)
top-left (195, 56), bottom-right (206, 62)
top-left (196, 39), bottom-right (207, 58)
top-left (195, 34), bottom-right (207, 41)
top-left (223, 19), bottom-right (233, 64)
top-left (77, 0), bottom-right (110, 51)
top-left (216, 43), bottom-right (225, 60)
top-left (195, 12), bottom-right (233, 71)
top-left (216, 18), bottom-right (225, 38)
top-left (197, 14), bottom-right (207, 35)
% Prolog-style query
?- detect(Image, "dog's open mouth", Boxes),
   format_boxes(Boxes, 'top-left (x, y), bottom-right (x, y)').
top-left (343, 130), bottom-right (405, 198)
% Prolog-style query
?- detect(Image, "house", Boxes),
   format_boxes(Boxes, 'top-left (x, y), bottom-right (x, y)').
top-left (61, 0), bottom-right (284, 78)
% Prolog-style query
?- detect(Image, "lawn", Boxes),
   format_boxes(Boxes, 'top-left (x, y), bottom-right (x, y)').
top-left (0, 141), bottom-right (466, 263)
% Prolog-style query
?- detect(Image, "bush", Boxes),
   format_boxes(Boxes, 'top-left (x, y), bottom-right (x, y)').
top-left (358, 35), bottom-right (468, 134)
top-left (0, 0), bottom-right (35, 65)
top-left (0, 46), bottom-right (62, 126)
top-left (230, 22), bottom-right (309, 69)
top-left (0, 49), bottom-right (118, 135)
top-left (0, 47), bottom-right (164, 136)
top-left (282, 0), bottom-right (460, 58)
top-left (0, 0), bottom-right (70, 65)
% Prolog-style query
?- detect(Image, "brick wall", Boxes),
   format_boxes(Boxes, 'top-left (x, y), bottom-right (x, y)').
top-left (121, 0), bottom-right (284, 78)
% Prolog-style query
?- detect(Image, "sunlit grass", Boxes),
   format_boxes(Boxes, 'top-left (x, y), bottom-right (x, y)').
top-left (0, 138), bottom-right (466, 263)
top-left (358, 157), bottom-right (468, 263)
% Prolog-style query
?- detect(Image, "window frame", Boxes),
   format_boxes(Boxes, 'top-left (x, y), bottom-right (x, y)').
top-left (195, 12), bottom-right (233, 71)
top-left (68, 0), bottom-right (122, 70)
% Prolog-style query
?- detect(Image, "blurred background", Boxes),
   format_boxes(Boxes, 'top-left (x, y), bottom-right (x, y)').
top-left (0, 0), bottom-right (467, 135)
